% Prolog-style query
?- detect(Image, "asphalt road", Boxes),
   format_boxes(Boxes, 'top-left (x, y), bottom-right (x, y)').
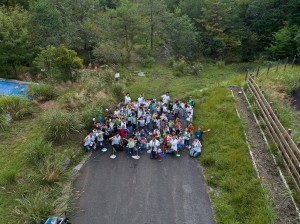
top-left (70, 148), bottom-right (215, 224)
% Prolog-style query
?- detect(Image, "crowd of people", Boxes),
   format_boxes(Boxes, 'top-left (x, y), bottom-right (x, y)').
top-left (83, 92), bottom-right (210, 160)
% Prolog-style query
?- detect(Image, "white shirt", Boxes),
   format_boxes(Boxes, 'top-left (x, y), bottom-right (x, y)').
top-left (84, 135), bottom-right (93, 146)
top-left (138, 96), bottom-right (144, 105)
top-left (149, 139), bottom-right (160, 151)
top-left (170, 138), bottom-right (179, 151)
top-left (192, 139), bottom-right (202, 152)
top-left (124, 95), bottom-right (131, 104)
top-left (112, 135), bottom-right (121, 145)
top-left (162, 94), bottom-right (170, 104)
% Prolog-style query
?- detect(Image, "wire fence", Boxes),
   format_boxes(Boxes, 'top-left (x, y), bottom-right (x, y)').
top-left (245, 56), bottom-right (300, 79)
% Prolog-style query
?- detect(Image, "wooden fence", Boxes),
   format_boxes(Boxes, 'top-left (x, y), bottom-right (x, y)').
top-left (246, 75), bottom-right (300, 194)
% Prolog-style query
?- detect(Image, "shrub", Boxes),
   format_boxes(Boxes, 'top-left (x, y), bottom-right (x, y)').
top-left (216, 60), bottom-right (225, 68)
top-left (44, 110), bottom-right (83, 143)
top-left (26, 83), bottom-right (56, 101)
top-left (139, 56), bottom-right (156, 68)
top-left (0, 95), bottom-right (35, 119)
top-left (93, 41), bottom-right (124, 64)
top-left (111, 83), bottom-right (126, 99)
top-left (80, 105), bottom-right (102, 130)
top-left (28, 138), bottom-right (52, 166)
top-left (15, 190), bottom-right (59, 223)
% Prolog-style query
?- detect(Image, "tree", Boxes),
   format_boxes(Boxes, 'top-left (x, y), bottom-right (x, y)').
top-left (33, 45), bottom-right (83, 81)
top-left (97, 0), bottom-right (143, 62)
top-left (139, 0), bottom-right (170, 51)
top-left (29, 0), bottom-right (64, 48)
top-left (267, 25), bottom-right (296, 59)
top-left (0, 6), bottom-right (32, 74)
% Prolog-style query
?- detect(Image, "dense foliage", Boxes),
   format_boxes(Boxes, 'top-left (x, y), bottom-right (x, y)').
top-left (0, 0), bottom-right (299, 73)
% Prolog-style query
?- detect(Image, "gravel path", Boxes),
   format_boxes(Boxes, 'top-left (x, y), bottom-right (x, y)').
top-left (230, 86), bottom-right (299, 224)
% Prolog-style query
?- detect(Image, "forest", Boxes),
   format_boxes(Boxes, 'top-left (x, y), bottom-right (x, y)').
top-left (1, 0), bottom-right (300, 77)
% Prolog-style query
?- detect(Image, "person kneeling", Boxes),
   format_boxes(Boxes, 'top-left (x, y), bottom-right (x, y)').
top-left (190, 136), bottom-right (202, 158)
top-left (149, 136), bottom-right (161, 160)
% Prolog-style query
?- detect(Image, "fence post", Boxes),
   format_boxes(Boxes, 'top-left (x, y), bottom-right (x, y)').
top-left (297, 141), bottom-right (300, 149)
top-left (276, 59), bottom-right (280, 72)
top-left (292, 55), bottom-right (296, 68)
top-left (284, 57), bottom-right (289, 71)
top-left (245, 69), bottom-right (249, 81)
top-left (267, 63), bottom-right (271, 76)
top-left (256, 66), bottom-right (260, 77)
top-left (288, 129), bottom-right (292, 136)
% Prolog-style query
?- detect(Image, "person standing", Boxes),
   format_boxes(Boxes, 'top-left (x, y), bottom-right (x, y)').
top-left (194, 127), bottom-right (211, 143)
top-left (161, 92), bottom-right (170, 105)
top-left (190, 136), bottom-right (202, 158)
top-left (149, 136), bottom-right (161, 159)
top-left (124, 93), bottom-right (131, 105)
top-left (110, 133), bottom-right (122, 151)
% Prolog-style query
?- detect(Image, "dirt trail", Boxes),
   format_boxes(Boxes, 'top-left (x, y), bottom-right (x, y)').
top-left (229, 86), bottom-right (299, 224)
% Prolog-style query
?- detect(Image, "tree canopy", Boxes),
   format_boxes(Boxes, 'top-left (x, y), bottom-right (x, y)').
top-left (0, 0), bottom-right (299, 74)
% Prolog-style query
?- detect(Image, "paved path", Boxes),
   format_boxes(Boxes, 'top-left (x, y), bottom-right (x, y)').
top-left (70, 148), bottom-right (215, 224)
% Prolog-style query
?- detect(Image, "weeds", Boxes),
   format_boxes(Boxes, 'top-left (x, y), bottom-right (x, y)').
top-left (15, 190), bottom-right (59, 223)
top-left (0, 95), bottom-right (36, 119)
top-left (43, 110), bottom-right (83, 143)
top-left (28, 138), bottom-right (52, 166)
top-left (26, 83), bottom-right (56, 101)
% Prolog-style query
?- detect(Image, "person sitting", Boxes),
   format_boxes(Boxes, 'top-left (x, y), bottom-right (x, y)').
top-left (83, 132), bottom-right (94, 152)
top-left (190, 136), bottom-right (202, 158)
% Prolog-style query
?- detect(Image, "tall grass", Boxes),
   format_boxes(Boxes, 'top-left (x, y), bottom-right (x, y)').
top-left (28, 138), bottom-right (53, 166)
top-left (199, 86), bottom-right (275, 223)
top-left (26, 83), bottom-right (56, 101)
top-left (15, 190), bottom-right (60, 223)
top-left (43, 110), bottom-right (83, 143)
top-left (0, 95), bottom-right (35, 119)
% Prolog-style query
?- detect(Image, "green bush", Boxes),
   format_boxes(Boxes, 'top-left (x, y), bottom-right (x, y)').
top-left (80, 105), bottom-right (102, 130)
top-left (111, 83), bottom-right (126, 99)
top-left (0, 95), bottom-right (35, 119)
top-left (173, 59), bottom-right (202, 76)
top-left (28, 138), bottom-right (52, 166)
top-left (139, 56), bottom-right (156, 68)
top-left (43, 110), bottom-right (83, 143)
top-left (93, 41), bottom-right (124, 64)
top-left (15, 190), bottom-right (59, 223)
top-left (216, 60), bottom-right (225, 68)
top-left (26, 83), bottom-right (56, 101)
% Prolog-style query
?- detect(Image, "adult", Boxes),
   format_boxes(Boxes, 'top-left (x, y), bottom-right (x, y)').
top-left (169, 136), bottom-right (179, 153)
top-left (137, 94), bottom-right (144, 106)
top-left (190, 136), bottom-right (202, 158)
top-left (161, 92), bottom-right (170, 105)
top-left (188, 96), bottom-right (195, 107)
top-left (194, 127), bottom-right (211, 143)
top-left (124, 93), bottom-right (131, 104)
top-left (149, 136), bottom-right (161, 159)
top-left (110, 133), bottom-right (122, 151)
top-left (83, 132), bottom-right (94, 152)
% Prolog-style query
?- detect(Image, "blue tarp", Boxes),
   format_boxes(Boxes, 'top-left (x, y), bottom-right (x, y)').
top-left (0, 80), bottom-right (29, 96)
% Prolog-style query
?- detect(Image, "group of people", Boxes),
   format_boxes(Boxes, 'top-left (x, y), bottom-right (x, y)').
top-left (83, 92), bottom-right (210, 159)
